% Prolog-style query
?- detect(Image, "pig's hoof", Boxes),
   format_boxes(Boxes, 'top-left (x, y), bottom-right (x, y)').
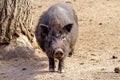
top-left (58, 69), bottom-right (65, 73)
top-left (49, 68), bottom-right (55, 72)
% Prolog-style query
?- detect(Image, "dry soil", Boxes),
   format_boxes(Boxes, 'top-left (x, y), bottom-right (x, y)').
top-left (1, 0), bottom-right (120, 80)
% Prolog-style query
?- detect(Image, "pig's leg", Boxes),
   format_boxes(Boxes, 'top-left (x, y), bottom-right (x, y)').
top-left (58, 59), bottom-right (65, 73)
top-left (49, 58), bottom-right (55, 72)
top-left (68, 49), bottom-right (74, 57)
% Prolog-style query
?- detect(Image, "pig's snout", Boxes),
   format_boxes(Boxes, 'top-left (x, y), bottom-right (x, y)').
top-left (54, 48), bottom-right (64, 58)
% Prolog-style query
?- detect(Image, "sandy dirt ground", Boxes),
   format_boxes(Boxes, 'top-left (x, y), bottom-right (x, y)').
top-left (1, 0), bottom-right (120, 80)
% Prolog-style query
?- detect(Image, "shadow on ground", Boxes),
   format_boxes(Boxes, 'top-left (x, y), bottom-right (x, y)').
top-left (0, 56), bottom-right (49, 80)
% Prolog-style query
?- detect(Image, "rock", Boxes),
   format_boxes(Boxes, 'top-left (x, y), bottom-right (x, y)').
top-left (22, 68), bottom-right (27, 70)
top-left (114, 67), bottom-right (120, 73)
top-left (112, 55), bottom-right (117, 59)
top-left (99, 23), bottom-right (102, 25)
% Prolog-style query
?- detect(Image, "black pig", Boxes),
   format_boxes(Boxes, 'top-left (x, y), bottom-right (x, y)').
top-left (35, 3), bottom-right (78, 73)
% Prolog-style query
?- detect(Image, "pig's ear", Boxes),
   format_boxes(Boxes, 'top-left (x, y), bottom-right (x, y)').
top-left (40, 24), bottom-right (49, 35)
top-left (63, 23), bottom-right (73, 33)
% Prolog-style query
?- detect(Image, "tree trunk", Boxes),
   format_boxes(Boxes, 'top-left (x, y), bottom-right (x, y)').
top-left (0, 0), bottom-right (35, 60)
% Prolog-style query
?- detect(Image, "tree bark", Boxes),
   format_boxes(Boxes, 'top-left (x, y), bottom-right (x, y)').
top-left (0, 0), bottom-right (35, 60)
